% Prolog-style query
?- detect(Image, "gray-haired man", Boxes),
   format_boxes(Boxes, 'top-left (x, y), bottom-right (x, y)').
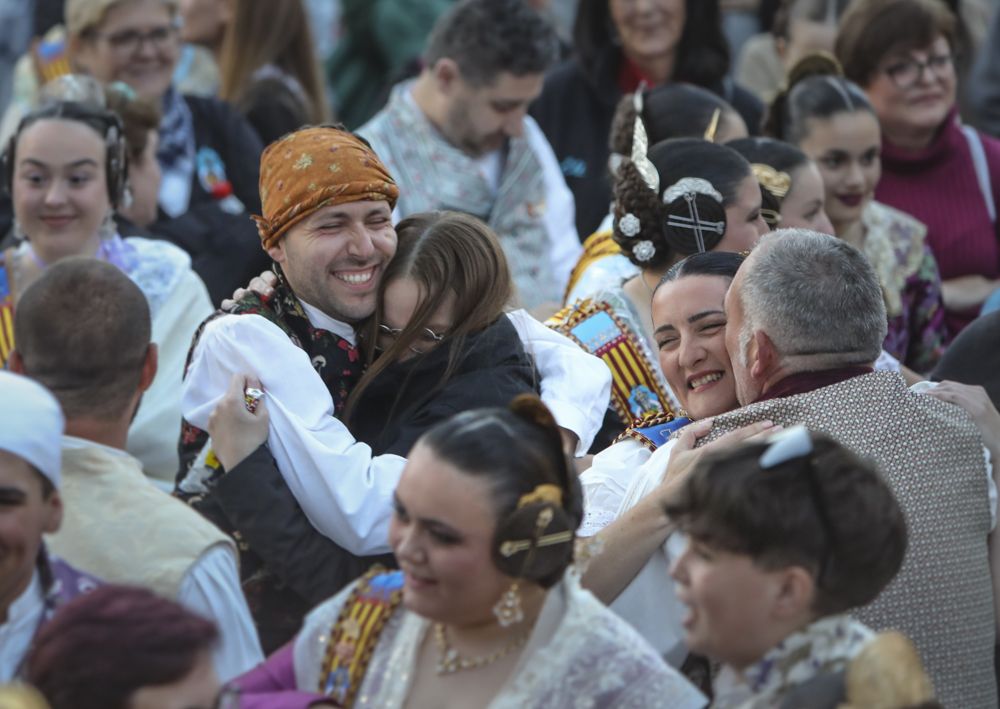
top-left (709, 229), bottom-right (997, 709)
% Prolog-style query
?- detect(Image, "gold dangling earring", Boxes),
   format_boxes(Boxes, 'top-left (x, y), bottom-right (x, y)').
top-left (492, 582), bottom-right (524, 627)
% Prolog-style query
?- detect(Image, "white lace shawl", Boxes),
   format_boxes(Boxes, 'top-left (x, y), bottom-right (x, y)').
top-left (293, 573), bottom-right (706, 709)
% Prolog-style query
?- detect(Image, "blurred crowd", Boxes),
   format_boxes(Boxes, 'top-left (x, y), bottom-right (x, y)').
top-left (1, 0), bottom-right (1000, 708)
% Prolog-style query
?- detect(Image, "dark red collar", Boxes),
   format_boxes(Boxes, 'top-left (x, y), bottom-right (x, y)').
top-left (617, 53), bottom-right (657, 94)
top-left (754, 366), bottom-right (874, 404)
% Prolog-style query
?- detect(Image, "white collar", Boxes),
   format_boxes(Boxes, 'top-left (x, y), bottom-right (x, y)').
top-left (298, 299), bottom-right (358, 346)
top-left (1, 569), bottom-right (42, 632)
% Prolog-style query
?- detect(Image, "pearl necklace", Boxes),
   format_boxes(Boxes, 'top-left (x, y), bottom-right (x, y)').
top-left (433, 623), bottom-right (528, 675)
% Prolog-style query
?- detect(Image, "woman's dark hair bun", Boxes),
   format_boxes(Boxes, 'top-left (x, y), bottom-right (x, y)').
top-left (509, 393), bottom-right (559, 433)
top-left (765, 52), bottom-right (846, 139)
top-left (661, 191), bottom-right (728, 255)
top-left (787, 52), bottom-right (844, 89)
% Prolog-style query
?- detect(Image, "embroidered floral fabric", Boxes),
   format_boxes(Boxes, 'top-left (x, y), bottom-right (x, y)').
top-left (862, 201), bottom-right (947, 373)
top-left (712, 615), bottom-right (874, 709)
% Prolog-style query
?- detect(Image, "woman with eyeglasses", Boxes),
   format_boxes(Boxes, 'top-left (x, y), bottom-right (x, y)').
top-left (187, 211), bottom-right (541, 651)
top-left (59, 0), bottom-right (268, 307)
top-left (835, 0), bottom-right (1000, 335)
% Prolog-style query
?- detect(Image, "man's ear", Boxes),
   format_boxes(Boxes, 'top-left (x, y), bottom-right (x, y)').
top-left (431, 58), bottom-right (462, 94)
top-left (751, 330), bottom-right (780, 381)
top-left (138, 343), bottom-right (158, 393)
top-left (42, 489), bottom-right (63, 535)
top-left (771, 565), bottom-right (816, 621)
top-left (266, 240), bottom-right (286, 264)
top-left (8, 349), bottom-right (25, 374)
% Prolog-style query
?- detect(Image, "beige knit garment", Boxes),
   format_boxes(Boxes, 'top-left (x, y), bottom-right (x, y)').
top-left (48, 441), bottom-right (234, 600)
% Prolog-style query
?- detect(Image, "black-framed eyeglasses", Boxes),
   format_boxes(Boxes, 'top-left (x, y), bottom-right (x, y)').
top-left (882, 53), bottom-right (953, 90)
top-left (377, 323), bottom-right (446, 355)
top-left (88, 17), bottom-right (182, 56)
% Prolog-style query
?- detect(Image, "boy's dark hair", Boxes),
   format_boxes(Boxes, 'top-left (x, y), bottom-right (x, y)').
top-left (665, 432), bottom-right (907, 616)
top-left (423, 0), bottom-right (559, 87)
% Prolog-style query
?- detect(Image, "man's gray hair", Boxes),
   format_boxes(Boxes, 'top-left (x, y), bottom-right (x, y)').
top-left (738, 229), bottom-right (886, 367)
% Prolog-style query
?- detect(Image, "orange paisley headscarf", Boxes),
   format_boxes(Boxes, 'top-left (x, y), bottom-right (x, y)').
top-left (252, 126), bottom-right (400, 250)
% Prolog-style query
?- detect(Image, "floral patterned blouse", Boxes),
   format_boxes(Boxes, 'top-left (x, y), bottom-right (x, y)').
top-left (862, 201), bottom-right (947, 374)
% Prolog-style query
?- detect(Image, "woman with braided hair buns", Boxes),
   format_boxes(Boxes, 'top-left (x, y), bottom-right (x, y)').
top-left (767, 53), bottom-right (948, 374)
top-left (566, 83), bottom-right (749, 305)
top-left (548, 128), bottom-right (768, 451)
top-left (235, 396), bottom-right (705, 709)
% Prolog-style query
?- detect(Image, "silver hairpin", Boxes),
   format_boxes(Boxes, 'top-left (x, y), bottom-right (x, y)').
top-left (759, 426), bottom-right (813, 469)
top-left (630, 89), bottom-right (660, 194)
top-left (662, 178), bottom-right (723, 205)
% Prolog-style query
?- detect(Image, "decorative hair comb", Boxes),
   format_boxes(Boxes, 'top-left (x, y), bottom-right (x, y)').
top-left (663, 178), bottom-right (725, 253)
top-left (499, 485), bottom-right (573, 558)
top-left (759, 426), bottom-right (813, 468)
top-left (630, 88), bottom-right (660, 194)
top-left (751, 164), bottom-right (792, 199)
top-left (703, 108), bottom-right (722, 143)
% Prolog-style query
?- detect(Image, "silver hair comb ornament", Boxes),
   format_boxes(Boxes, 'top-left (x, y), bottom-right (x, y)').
top-left (759, 426), bottom-right (813, 469)
top-left (663, 178), bottom-right (725, 253)
top-left (630, 88), bottom-right (660, 194)
top-left (662, 178), bottom-right (723, 205)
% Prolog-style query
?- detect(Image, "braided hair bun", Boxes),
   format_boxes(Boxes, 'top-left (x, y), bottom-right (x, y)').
top-left (492, 395), bottom-right (579, 585)
top-left (765, 53), bottom-right (873, 144)
top-left (419, 396), bottom-right (584, 588)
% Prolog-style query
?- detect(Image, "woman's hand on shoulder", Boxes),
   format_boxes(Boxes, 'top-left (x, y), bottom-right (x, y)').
top-left (927, 381), bottom-right (1000, 454)
top-left (659, 419), bottom-right (782, 498)
top-left (207, 374), bottom-right (271, 471)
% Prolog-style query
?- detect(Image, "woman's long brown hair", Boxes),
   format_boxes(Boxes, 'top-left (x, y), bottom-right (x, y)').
top-left (218, 0), bottom-right (329, 125)
top-left (343, 211), bottom-right (514, 424)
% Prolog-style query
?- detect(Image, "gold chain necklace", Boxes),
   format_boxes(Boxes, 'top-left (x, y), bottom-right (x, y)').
top-left (433, 623), bottom-right (528, 675)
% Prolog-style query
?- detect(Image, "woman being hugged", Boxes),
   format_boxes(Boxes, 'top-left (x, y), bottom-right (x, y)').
top-left (836, 0), bottom-right (1000, 334)
top-left (548, 119), bottom-right (768, 449)
top-left (235, 396), bottom-right (705, 709)
top-left (767, 54), bottom-right (948, 374)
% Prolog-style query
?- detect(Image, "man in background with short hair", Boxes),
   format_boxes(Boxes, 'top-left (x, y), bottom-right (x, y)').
top-left (359, 0), bottom-right (580, 314)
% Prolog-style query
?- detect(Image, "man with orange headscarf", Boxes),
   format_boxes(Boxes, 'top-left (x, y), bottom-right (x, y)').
top-left (176, 125), bottom-right (610, 650)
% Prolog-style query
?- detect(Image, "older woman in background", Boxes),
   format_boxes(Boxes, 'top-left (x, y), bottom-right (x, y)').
top-left (836, 0), bottom-right (1000, 334)
top-left (65, 0), bottom-right (266, 305)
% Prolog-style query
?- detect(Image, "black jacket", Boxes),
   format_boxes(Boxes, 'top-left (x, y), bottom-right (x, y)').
top-left (196, 315), bottom-right (538, 650)
top-left (149, 95), bottom-right (268, 307)
top-left (530, 50), bottom-right (764, 239)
